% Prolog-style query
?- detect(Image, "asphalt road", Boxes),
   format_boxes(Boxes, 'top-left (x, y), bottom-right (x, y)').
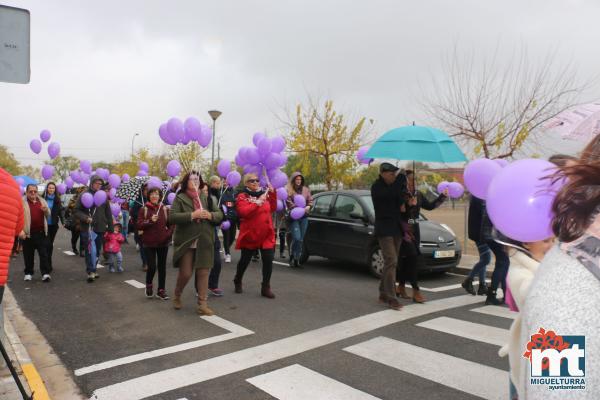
top-left (7, 228), bottom-right (512, 400)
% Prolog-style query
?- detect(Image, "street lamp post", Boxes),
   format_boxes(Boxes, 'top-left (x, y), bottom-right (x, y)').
top-left (131, 133), bottom-right (140, 159)
top-left (208, 110), bottom-right (222, 172)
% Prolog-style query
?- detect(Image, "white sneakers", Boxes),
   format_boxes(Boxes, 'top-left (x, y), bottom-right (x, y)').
top-left (26, 274), bottom-right (52, 282)
top-left (42, 274), bottom-right (51, 282)
top-left (24, 274), bottom-right (32, 281)
top-left (225, 254), bottom-right (231, 263)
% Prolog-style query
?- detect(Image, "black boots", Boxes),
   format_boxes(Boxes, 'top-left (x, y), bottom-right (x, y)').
top-left (233, 278), bottom-right (243, 293)
top-left (477, 283), bottom-right (488, 296)
top-left (485, 287), bottom-right (502, 305)
top-left (261, 283), bottom-right (275, 299)
top-left (461, 277), bottom-right (475, 295)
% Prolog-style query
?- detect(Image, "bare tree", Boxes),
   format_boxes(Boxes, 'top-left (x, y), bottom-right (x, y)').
top-left (421, 47), bottom-right (588, 159)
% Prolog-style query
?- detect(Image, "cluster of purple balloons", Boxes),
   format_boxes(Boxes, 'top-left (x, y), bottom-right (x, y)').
top-left (30, 130), bottom-right (61, 160)
top-left (159, 117), bottom-right (212, 147)
top-left (273, 186), bottom-right (307, 220)
top-left (436, 181), bottom-right (465, 199)
top-left (463, 157), bottom-right (563, 242)
top-left (236, 132), bottom-right (288, 189)
top-left (215, 159), bottom-right (242, 188)
top-left (356, 146), bottom-right (373, 165)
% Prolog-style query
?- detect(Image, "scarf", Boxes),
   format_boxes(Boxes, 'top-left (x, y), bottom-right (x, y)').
top-left (561, 210), bottom-right (600, 282)
top-left (243, 187), bottom-right (265, 198)
top-left (185, 188), bottom-right (203, 211)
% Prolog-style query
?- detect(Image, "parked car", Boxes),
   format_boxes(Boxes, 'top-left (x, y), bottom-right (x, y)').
top-left (302, 190), bottom-right (461, 278)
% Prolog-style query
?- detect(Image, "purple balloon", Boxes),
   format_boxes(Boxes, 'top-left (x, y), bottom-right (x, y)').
top-left (234, 154), bottom-right (244, 167)
top-left (80, 160), bottom-right (92, 174)
top-left (108, 174), bottom-right (121, 188)
top-left (271, 136), bottom-right (286, 153)
top-left (81, 192), bottom-right (94, 208)
top-left (263, 152), bottom-right (282, 169)
top-left (494, 158), bottom-right (509, 168)
top-left (137, 170), bottom-right (148, 177)
top-left (220, 220), bottom-right (231, 231)
top-left (487, 159), bottom-right (561, 242)
top-left (257, 138), bottom-right (272, 156)
top-left (139, 162), bottom-right (149, 172)
top-left (184, 117), bottom-right (203, 141)
top-left (159, 123), bottom-right (177, 145)
top-left (217, 159), bottom-right (231, 178)
top-left (197, 125), bottom-right (212, 147)
top-left (47, 142), bottom-right (60, 159)
top-left (276, 199), bottom-right (284, 212)
top-left (110, 202), bottom-right (121, 217)
top-left (166, 159), bottom-right (182, 177)
top-left (100, 168), bottom-right (110, 181)
top-left (463, 158), bottom-right (502, 199)
top-left (30, 139), bottom-right (42, 154)
top-left (226, 171), bottom-right (241, 187)
top-left (94, 190), bottom-right (107, 207)
top-left (437, 181), bottom-right (450, 194)
top-left (293, 194), bottom-right (306, 208)
top-left (122, 173), bottom-right (130, 183)
top-left (65, 177), bottom-right (74, 189)
top-left (167, 118), bottom-right (185, 144)
top-left (259, 174), bottom-right (269, 187)
top-left (290, 207), bottom-right (306, 220)
top-left (276, 187), bottom-right (288, 201)
top-left (56, 183), bottom-right (67, 195)
top-left (279, 153), bottom-right (288, 167)
top-left (245, 148), bottom-right (260, 165)
top-left (15, 177), bottom-right (25, 186)
top-left (252, 132), bottom-right (266, 146)
top-left (109, 188), bottom-right (117, 199)
top-left (40, 129), bottom-right (51, 143)
top-left (79, 172), bottom-right (90, 185)
top-left (147, 176), bottom-right (163, 190)
top-left (447, 182), bottom-right (464, 199)
top-left (41, 165), bottom-right (54, 180)
top-left (167, 192), bottom-right (176, 204)
top-left (271, 171), bottom-right (288, 189)
top-left (222, 205), bottom-right (228, 214)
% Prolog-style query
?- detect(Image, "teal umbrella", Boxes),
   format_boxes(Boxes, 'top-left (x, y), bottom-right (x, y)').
top-left (365, 125), bottom-right (467, 163)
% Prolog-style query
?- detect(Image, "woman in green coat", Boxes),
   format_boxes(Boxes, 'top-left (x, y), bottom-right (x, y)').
top-left (168, 171), bottom-right (223, 315)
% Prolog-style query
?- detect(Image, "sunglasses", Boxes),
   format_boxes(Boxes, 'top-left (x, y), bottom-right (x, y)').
top-left (247, 179), bottom-right (259, 184)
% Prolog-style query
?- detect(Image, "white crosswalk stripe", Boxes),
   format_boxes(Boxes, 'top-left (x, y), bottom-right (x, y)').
top-left (247, 364), bottom-right (381, 400)
top-left (416, 316), bottom-right (509, 346)
top-left (470, 305), bottom-right (517, 320)
top-left (344, 337), bottom-right (509, 400)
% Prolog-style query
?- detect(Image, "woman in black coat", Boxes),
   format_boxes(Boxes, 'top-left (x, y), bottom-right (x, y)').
top-left (396, 171), bottom-right (447, 303)
top-left (43, 182), bottom-right (64, 272)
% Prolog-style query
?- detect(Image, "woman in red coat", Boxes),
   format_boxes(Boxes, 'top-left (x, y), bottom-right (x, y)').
top-left (0, 168), bottom-right (24, 298)
top-left (234, 173), bottom-right (277, 298)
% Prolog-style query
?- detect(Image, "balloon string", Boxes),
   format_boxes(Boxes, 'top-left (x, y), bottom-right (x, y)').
top-left (155, 178), bottom-right (172, 216)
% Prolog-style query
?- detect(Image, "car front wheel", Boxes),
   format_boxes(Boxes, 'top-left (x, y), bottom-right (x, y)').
top-left (369, 246), bottom-right (384, 279)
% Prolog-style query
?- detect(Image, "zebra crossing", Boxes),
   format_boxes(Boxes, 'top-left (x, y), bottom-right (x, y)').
top-left (244, 303), bottom-right (517, 400)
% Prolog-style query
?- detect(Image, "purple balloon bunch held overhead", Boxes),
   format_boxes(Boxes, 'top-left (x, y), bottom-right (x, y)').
top-left (235, 132), bottom-right (288, 189)
top-left (158, 117), bottom-right (213, 148)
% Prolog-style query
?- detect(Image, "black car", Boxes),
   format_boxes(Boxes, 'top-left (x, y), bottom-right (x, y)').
top-left (302, 190), bottom-right (461, 278)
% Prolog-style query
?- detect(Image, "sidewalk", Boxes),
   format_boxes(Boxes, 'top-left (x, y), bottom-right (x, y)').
top-left (0, 287), bottom-right (84, 400)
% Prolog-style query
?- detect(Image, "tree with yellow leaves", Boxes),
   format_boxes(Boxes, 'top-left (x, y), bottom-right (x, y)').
top-left (285, 99), bottom-right (369, 190)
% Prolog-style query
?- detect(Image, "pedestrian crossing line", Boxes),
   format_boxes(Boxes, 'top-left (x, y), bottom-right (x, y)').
top-left (273, 260), bottom-right (289, 267)
top-left (417, 279), bottom-right (491, 293)
top-left (470, 305), bottom-right (517, 320)
top-left (344, 337), bottom-right (508, 400)
top-left (247, 364), bottom-right (381, 400)
top-left (63, 250), bottom-right (76, 256)
top-left (96, 263), bottom-right (105, 269)
top-left (416, 316), bottom-right (508, 347)
top-left (124, 280), bottom-right (146, 289)
top-left (89, 295), bottom-right (483, 400)
top-left (75, 316), bottom-right (254, 376)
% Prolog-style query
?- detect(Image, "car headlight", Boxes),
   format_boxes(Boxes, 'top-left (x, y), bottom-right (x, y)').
top-left (440, 223), bottom-right (456, 237)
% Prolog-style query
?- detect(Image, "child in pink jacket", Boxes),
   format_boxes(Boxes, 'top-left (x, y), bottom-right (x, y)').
top-left (104, 223), bottom-right (125, 272)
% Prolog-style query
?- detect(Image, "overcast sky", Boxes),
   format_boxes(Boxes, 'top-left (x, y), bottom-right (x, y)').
top-left (1, 0), bottom-right (598, 168)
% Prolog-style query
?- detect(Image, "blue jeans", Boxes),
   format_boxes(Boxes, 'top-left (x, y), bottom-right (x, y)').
top-left (80, 230), bottom-right (104, 273)
top-left (121, 210), bottom-right (129, 239)
top-left (488, 239), bottom-right (510, 291)
top-left (468, 242), bottom-right (491, 284)
top-left (106, 252), bottom-right (123, 272)
top-left (290, 217), bottom-right (308, 260)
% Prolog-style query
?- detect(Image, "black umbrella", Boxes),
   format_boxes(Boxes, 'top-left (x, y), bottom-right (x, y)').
top-left (115, 176), bottom-right (169, 203)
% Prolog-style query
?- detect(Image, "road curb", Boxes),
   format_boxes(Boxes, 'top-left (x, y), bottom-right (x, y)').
top-left (3, 287), bottom-right (84, 400)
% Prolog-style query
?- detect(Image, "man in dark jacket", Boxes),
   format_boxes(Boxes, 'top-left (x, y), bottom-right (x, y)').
top-left (371, 163), bottom-right (407, 310)
top-left (220, 184), bottom-right (238, 263)
top-left (74, 175), bottom-right (113, 282)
